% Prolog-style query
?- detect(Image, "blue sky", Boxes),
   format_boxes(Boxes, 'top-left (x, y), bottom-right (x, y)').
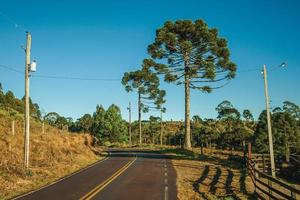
top-left (0, 0), bottom-right (299, 121)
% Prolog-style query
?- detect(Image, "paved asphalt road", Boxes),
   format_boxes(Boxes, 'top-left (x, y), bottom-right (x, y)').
top-left (15, 150), bottom-right (177, 200)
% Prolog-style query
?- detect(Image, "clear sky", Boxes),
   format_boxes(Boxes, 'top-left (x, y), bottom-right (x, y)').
top-left (0, 0), bottom-right (299, 121)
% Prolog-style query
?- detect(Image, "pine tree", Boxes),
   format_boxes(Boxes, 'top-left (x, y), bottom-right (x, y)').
top-left (147, 19), bottom-right (236, 149)
top-left (122, 59), bottom-right (166, 144)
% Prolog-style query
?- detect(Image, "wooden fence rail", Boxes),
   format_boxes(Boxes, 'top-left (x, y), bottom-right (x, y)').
top-left (247, 158), bottom-right (300, 200)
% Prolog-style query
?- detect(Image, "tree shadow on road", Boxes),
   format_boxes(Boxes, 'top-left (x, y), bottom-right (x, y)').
top-left (209, 167), bottom-right (222, 194)
top-left (192, 165), bottom-right (210, 198)
top-left (225, 169), bottom-right (234, 195)
top-left (239, 168), bottom-right (257, 199)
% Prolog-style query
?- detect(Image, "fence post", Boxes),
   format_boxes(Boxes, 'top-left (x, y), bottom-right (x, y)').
top-left (254, 162), bottom-right (259, 179)
top-left (263, 154), bottom-right (266, 173)
top-left (291, 185), bottom-right (296, 199)
top-left (248, 143), bottom-right (252, 160)
top-left (254, 162), bottom-right (257, 194)
top-left (267, 179), bottom-right (272, 200)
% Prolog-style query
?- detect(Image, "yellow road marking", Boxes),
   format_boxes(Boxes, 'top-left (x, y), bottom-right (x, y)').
top-left (80, 155), bottom-right (137, 200)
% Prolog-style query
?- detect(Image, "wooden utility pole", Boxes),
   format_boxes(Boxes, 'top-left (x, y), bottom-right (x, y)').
top-left (24, 32), bottom-right (31, 168)
top-left (262, 64), bottom-right (276, 178)
top-left (138, 90), bottom-right (142, 145)
top-left (128, 101), bottom-right (132, 145)
top-left (160, 109), bottom-right (163, 145)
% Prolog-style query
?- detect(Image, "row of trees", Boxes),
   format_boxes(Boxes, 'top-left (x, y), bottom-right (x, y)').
top-left (154, 100), bottom-right (299, 161)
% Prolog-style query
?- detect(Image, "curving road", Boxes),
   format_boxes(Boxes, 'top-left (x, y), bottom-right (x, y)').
top-left (15, 150), bottom-right (177, 200)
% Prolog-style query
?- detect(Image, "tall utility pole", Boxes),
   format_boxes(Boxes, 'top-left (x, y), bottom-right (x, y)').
top-left (127, 101), bottom-right (132, 145)
top-left (160, 109), bottom-right (163, 145)
top-left (24, 32), bottom-right (31, 168)
top-left (138, 91), bottom-right (142, 144)
top-left (262, 64), bottom-right (276, 178)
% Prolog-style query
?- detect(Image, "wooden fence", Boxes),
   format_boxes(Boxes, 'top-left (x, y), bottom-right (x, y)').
top-left (247, 157), bottom-right (300, 200)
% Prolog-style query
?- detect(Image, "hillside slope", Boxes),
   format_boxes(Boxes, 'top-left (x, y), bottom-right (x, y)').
top-left (0, 110), bottom-right (102, 199)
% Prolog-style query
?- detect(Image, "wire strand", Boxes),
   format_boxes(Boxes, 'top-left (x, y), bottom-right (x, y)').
top-left (0, 64), bottom-right (23, 74)
top-left (32, 74), bottom-right (121, 81)
top-left (0, 64), bottom-right (121, 81)
top-left (0, 11), bottom-right (28, 33)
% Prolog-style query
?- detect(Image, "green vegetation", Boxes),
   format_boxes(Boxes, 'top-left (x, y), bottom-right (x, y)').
top-left (253, 101), bottom-right (300, 160)
top-left (0, 83), bottom-right (41, 119)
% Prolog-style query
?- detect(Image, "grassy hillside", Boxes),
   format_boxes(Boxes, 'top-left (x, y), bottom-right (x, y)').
top-left (0, 109), bottom-right (103, 199)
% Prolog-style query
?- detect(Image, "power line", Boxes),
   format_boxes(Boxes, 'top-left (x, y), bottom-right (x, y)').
top-left (32, 74), bottom-right (121, 81)
top-left (0, 11), bottom-right (28, 33)
top-left (0, 64), bottom-right (121, 81)
top-left (0, 64), bottom-right (23, 74)
top-left (0, 63), bottom-right (280, 81)
top-left (237, 68), bottom-right (261, 73)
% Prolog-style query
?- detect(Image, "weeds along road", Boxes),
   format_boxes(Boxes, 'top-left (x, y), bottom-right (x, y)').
top-left (15, 150), bottom-right (177, 200)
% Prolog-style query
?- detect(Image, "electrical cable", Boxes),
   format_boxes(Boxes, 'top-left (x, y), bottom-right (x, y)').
top-left (0, 11), bottom-right (28, 33)
top-left (0, 64), bottom-right (121, 81)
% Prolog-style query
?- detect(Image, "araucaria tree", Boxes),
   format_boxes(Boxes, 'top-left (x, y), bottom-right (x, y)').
top-left (122, 59), bottom-right (166, 144)
top-left (147, 19), bottom-right (236, 149)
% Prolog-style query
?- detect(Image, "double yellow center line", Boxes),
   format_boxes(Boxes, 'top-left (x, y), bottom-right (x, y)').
top-left (80, 155), bottom-right (137, 200)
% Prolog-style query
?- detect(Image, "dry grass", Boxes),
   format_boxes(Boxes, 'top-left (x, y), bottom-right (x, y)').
top-left (163, 147), bottom-right (256, 200)
top-left (0, 112), bottom-right (103, 199)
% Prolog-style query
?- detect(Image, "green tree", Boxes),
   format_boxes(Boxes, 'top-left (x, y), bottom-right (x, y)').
top-left (90, 104), bottom-right (127, 143)
top-left (242, 109), bottom-right (254, 121)
top-left (254, 108), bottom-right (300, 160)
top-left (283, 101), bottom-right (300, 120)
top-left (105, 104), bottom-right (128, 142)
top-left (122, 59), bottom-right (166, 144)
top-left (5, 91), bottom-right (15, 108)
top-left (215, 100), bottom-right (244, 150)
top-left (91, 105), bottom-right (107, 141)
top-left (78, 114), bottom-right (93, 133)
top-left (44, 112), bottom-right (60, 126)
top-left (147, 19), bottom-right (236, 149)
top-left (55, 116), bottom-right (69, 130)
top-left (216, 100), bottom-right (240, 120)
top-left (240, 109), bottom-right (255, 155)
top-left (148, 115), bottom-right (160, 144)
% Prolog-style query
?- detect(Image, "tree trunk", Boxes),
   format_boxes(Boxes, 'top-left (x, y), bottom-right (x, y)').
top-left (242, 140), bottom-right (246, 160)
top-left (152, 132), bottom-right (154, 144)
top-left (285, 142), bottom-right (290, 163)
top-left (160, 110), bottom-right (163, 145)
top-left (184, 66), bottom-right (191, 149)
top-left (138, 90), bottom-right (142, 145)
top-left (284, 128), bottom-right (290, 163)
